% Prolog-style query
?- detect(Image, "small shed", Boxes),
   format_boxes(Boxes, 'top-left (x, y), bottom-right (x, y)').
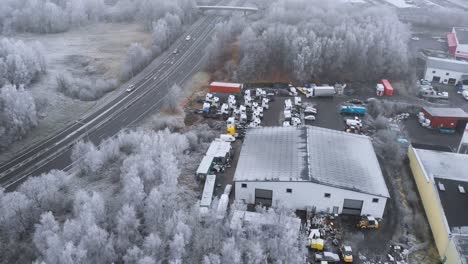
top-left (423, 107), bottom-right (468, 130)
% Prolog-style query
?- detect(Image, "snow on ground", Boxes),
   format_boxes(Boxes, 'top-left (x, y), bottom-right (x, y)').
top-left (336, 0), bottom-right (368, 3)
top-left (0, 23), bottom-right (151, 163)
top-left (445, 0), bottom-right (468, 9)
top-left (421, 0), bottom-right (445, 8)
top-left (384, 0), bottom-right (418, 7)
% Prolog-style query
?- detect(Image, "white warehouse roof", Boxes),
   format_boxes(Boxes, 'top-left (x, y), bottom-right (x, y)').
top-left (234, 126), bottom-right (390, 198)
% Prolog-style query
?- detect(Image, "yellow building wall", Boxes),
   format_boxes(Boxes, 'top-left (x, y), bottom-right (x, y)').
top-left (408, 147), bottom-right (450, 258)
top-left (444, 239), bottom-right (461, 264)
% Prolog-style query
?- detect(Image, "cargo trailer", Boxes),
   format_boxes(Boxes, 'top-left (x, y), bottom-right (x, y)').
top-left (209, 82), bottom-right (243, 93)
top-left (381, 79), bottom-right (394, 96)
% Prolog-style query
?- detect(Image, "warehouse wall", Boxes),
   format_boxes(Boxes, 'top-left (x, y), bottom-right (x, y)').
top-left (444, 238), bottom-right (462, 264)
top-left (234, 181), bottom-right (387, 218)
top-left (408, 147), bottom-right (451, 259)
top-left (424, 67), bottom-right (464, 85)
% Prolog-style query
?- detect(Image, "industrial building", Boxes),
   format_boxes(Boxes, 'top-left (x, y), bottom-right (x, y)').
top-left (448, 27), bottom-right (468, 60)
top-left (408, 146), bottom-right (468, 264)
top-left (424, 56), bottom-right (468, 86)
top-left (458, 124), bottom-right (468, 154)
top-left (421, 107), bottom-right (468, 130)
top-left (233, 126), bottom-right (390, 218)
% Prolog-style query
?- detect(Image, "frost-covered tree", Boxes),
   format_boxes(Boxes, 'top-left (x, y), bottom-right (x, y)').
top-left (121, 43), bottom-right (151, 80)
top-left (72, 141), bottom-right (105, 177)
top-left (163, 83), bottom-right (183, 114)
top-left (18, 170), bottom-right (72, 213)
top-left (56, 73), bottom-right (117, 101)
top-left (1, 0), bottom-right (197, 34)
top-left (0, 128), bottom-right (308, 263)
top-left (0, 84), bottom-right (38, 148)
top-left (0, 38), bottom-right (46, 87)
top-left (208, 0), bottom-right (411, 83)
top-left (115, 204), bottom-right (141, 254)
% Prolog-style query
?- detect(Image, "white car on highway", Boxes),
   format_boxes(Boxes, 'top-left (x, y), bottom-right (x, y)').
top-left (185, 35), bottom-right (191, 41)
top-left (126, 84), bottom-right (135, 92)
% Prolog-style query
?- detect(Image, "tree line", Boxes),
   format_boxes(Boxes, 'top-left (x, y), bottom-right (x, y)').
top-left (0, 127), bottom-right (306, 263)
top-left (207, 0), bottom-right (412, 83)
top-left (0, 0), bottom-right (197, 34)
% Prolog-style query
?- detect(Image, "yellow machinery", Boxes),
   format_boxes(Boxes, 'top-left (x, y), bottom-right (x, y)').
top-left (310, 238), bottom-right (324, 251)
top-left (227, 125), bottom-right (236, 136)
top-left (357, 215), bottom-right (379, 229)
top-left (308, 229), bottom-right (324, 250)
top-left (341, 245), bottom-right (353, 263)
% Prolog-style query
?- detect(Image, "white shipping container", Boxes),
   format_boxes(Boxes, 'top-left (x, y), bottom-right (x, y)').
top-left (200, 175), bottom-right (216, 208)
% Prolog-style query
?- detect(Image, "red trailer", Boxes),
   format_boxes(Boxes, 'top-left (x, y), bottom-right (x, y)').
top-left (209, 82), bottom-right (242, 93)
top-left (447, 32), bottom-right (457, 55)
top-left (423, 107), bottom-right (468, 130)
top-left (381, 79), bottom-right (394, 96)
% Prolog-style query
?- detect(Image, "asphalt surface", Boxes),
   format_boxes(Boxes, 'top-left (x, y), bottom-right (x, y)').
top-left (0, 14), bottom-right (223, 190)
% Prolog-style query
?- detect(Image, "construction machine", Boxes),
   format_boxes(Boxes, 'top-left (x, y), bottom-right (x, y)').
top-left (341, 245), bottom-right (353, 263)
top-left (357, 215), bottom-right (379, 229)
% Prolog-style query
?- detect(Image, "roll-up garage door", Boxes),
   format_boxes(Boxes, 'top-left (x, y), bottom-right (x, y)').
top-left (342, 199), bottom-right (363, 215)
top-left (255, 189), bottom-right (273, 207)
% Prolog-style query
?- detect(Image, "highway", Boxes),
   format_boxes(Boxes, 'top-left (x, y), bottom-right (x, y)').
top-left (0, 14), bottom-right (223, 190)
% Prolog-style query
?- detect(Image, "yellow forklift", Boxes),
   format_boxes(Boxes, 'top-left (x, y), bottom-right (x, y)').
top-left (340, 245), bottom-right (353, 263)
top-left (357, 215), bottom-right (379, 229)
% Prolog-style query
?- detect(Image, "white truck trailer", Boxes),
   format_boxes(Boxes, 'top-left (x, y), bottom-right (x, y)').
top-left (306, 86), bottom-right (336, 98)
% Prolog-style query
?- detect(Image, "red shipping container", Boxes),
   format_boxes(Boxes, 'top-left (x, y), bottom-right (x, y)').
top-left (381, 79), bottom-right (394, 96)
top-left (447, 32), bottom-right (457, 55)
top-left (209, 82), bottom-right (242, 93)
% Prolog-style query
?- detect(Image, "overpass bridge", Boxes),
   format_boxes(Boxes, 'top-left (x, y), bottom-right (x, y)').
top-left (196, 5), bottom-right (259, 13)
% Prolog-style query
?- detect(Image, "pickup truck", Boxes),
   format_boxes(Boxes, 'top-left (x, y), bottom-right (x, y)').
top-left (340, 105), bottom-right (366, 115)
top-left (419, 88), bottom-right (448, 99)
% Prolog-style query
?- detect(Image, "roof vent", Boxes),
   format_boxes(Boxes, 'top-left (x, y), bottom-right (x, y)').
top-left (459, 185), bottom-right (466, 194)
top-left (438, 182), bottom-right (445, 191)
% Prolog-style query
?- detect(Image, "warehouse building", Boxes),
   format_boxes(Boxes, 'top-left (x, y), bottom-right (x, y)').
top-left (448, 27), bottom-right (468, 60)
top-left (458, 124), bottom-right (468, 154)
top-left (421, 107), bottom-right (468, 130)
top-left (424, 56), bottom-right (468, 86)
top-left (234, 126), bottom-right (390, 218)
top-left (408, 146), bottom-right (468, 264)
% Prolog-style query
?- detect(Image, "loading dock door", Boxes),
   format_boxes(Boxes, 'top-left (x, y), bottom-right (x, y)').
top-left (255, 189), bottom-right (273, 207)
top-left (342, 199), bottom-right (363, 215)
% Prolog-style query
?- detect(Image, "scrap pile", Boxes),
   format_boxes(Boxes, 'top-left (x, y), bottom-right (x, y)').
top-left (305, 213), bottom-right (353, 263)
